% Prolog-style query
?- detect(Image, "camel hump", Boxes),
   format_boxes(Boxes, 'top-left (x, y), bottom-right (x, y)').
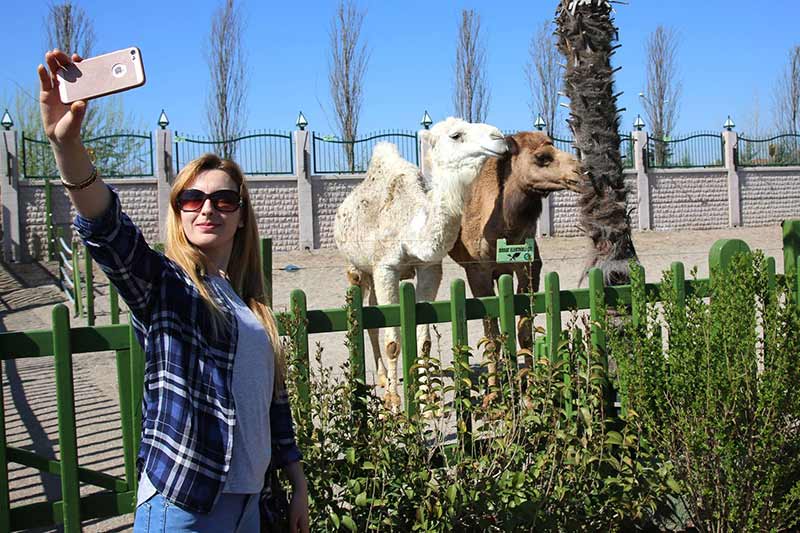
top-left (368, 141), bottom-right (419, 181)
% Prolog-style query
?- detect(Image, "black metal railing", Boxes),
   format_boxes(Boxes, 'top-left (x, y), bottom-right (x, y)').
top-left (312, 130), bottom-right (418, 174)
top-left (737, 133), bottom-right (800, 167)
top-left (22, 131), bottom-right (153, 179)
top-left (646, 131), bottom-right (724, 169)
top-left (174, 130), bottom-right (294, 175)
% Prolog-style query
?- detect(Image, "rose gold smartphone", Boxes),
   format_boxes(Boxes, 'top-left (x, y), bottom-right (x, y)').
top-left (57, 47), bottom-right (146, 104)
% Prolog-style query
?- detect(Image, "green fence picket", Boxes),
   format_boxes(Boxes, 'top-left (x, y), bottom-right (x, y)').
top-left (544, 272), bottom-right (561, 364)
top-left (671, 262), bottom-right (686, 316)
top-left (399, 282), bottom-right (418, 417)
top-left (290, 289), bottom-right (310, 408)
top-left (45, 178), bottom-right (55, 261)
top-left (52, 304), bottom-right (81, 532)
top-left (497, 274), bottom-right (516, 369)
top-left (114, 347), bottom-right (135, 495)
top-left (109, 283), bottom-right (120, 325)
top-left (84, 246), bottom-right (95, 326)
top-left (449, 279), bottom-right (472, 449)
top-left (0, 353), bottom-right (9, 533)
top-left (260, 238), bottom-right (273, 308)
top-left (782, 221), bottom-right (800, 302)
top-left (346, 284), bottom-right (366, 385)
top-left (129, 318), bottom-right (145, 493)
top-left (72, 240), bottom-right (82, 319)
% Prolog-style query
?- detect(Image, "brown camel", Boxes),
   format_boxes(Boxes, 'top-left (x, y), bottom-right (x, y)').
top-left (449, 131), bottom-right (581, 357)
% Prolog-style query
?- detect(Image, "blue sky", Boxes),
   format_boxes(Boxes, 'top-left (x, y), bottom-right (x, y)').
top-left (2, 0), bottom-right (798, 138)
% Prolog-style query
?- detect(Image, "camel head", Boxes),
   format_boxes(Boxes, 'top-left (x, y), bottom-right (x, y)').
top-left (504, 131), bottom-right (582, 194)
top-left (421, 117), bottom-right (508, 188)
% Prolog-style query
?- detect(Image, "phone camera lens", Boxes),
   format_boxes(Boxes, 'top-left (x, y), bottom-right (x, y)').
top-left (130, 50), bottom-right (135, 55)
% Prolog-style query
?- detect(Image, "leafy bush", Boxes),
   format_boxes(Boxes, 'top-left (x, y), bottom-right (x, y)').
top-left (611, 252), bottom-right (800, 531)
top-left (281, 298), bottom-right (670, 531)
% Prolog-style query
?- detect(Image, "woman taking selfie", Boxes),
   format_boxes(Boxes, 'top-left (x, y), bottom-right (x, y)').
top-left (38, 49), bottom-right (309, 533)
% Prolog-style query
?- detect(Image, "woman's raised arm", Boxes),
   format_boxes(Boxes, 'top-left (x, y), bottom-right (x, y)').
top-left (39, 49), bottom-right (110, 218)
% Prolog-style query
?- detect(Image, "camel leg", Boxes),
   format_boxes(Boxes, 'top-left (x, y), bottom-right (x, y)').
top-left (464, 265), bottom-right (501, 388)
top-left (414, 262), bottom-right (443, 417)
top-left (372, 265), bottom-right (402, 411)
top-left (347, 267), bottom-right (388, 387)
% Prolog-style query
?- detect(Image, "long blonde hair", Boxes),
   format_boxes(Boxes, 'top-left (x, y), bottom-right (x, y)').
top-left (165, 153), bottom-right (285, 387)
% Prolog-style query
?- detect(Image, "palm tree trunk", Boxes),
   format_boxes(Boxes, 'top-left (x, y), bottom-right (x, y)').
top-left (555, 0), bottom-right (638, 285)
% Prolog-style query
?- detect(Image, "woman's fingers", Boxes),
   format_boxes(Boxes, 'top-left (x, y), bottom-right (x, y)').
top-left (37, 64), bottom-right (52, 92)
top-left (72, 53), bottom-right (83, 63)
top-left (65, 101), bottom-right (87, 137)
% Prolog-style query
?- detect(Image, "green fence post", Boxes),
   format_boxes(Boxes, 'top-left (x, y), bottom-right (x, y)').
top-left (588, 268), bottom-right (613, 415)
top-left (544, 272), bottom-right (571, 417)
top-left (289, 289), bottom-right (310, 408)
top-left (346, 284), bottom-right (366, 384)
top-left (84, 246), bottom-right (94, 326)
top-left (783, 221), bottom-right (800, 303)
top-left (544, 272), bottom-right (561, 364)
top-left (114, 346), bottom-right (135, 495)
top-left (671, 262), bottom-right (686, 316)
top-left (261, 238), bottom-right (273, 308)
top-left (450, 279), bottom-right (472, 450)
top-left (129, 320), bottom-right (145, 493)
top-left (399, 281), bottom-right (418, 418)
top-left (109, 283), bottom-right (120, 325)
top-left (52, 304), bottom-right (81, 532)
top-left (630, 264), bottom-right (646, 330)
top-left (709, 239), bottom-right (751, 280)
top-left (588, 268), bottom-right (606, 366)
top-left (766, 257), bottom-right (777, 307)
top-left (72, 239), bottom-right (82, 319)
top-left (0, 354), bottom-right (10, 533)
top-left (45, 178), bottom-right (55, 261)
top-left (497, 274), bottom-right (517, 369)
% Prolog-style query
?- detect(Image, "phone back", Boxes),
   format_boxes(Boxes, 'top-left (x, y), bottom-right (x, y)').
top-left (58, 47), bottom-right (145, 104)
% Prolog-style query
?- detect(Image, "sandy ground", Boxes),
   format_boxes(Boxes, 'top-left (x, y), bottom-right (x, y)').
top-left (0, 224), bottom-right (787, 532)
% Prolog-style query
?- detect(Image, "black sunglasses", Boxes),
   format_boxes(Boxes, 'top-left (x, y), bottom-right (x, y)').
top-left (176, 188), bottom-right (243, 213)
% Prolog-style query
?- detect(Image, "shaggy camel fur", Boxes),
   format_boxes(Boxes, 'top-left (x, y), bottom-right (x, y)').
top-left (334, 117), bottom-right (508, 409)
top-left (449, 131), bottom-right (581, 365)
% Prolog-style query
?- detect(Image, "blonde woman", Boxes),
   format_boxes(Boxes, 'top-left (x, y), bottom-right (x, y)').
top-left (38, 50), bottom-right (309, 533)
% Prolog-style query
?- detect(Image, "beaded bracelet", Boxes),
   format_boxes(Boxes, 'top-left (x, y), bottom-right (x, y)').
top-left (60, 165), bottom-right (98, 191)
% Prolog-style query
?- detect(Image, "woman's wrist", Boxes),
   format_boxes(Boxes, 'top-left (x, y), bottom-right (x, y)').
top-left (283, 461), bottom-right (308, 492)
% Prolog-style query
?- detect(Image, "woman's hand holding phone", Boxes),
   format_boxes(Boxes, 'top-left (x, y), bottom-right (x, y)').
top-left (39, 50), bottom-right (87, 151)
top-left (38, 49), bottom-right (110, 219)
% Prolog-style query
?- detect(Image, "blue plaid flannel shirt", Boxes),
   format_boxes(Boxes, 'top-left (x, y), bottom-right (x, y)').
top-left (74, 187), bottom-right (302, 513)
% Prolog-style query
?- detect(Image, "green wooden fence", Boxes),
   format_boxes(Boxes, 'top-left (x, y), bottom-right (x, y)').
top-left (1, 224), bottom-right (799, 531)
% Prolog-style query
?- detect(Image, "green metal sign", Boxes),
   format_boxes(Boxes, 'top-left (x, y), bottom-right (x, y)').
top-left (496, 238), bottom-right (536, 263)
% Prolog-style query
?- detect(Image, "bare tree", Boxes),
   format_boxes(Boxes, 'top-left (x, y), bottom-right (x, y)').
top-left (453, 9), bottom-right (490, 123)
top-left (555, 0), bottom-right (637, 286)
top-left (35, 2), bottom-right (137, 176)
top-left (525, 20), bottom-right (562, 137)
top-left (773, 44), bottom-right (800, 134)
top-left (206, 0), bottom-right (248, 159)
top-left (642, 25), bottom-right (682, 166)
top-left (44, 1), bottom-right (95, 57)
top-left (328, 0), bottom-right (369, 171)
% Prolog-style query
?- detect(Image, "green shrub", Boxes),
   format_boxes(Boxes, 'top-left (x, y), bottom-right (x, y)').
top-left (281, 298), bottom-right (669, 531)
top-left (612, 252), bottom-right (800, 531)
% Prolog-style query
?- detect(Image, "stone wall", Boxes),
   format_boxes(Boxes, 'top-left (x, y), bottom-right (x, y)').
top-left (248, 177), bottom-right (299, 252)
top-left (19, 179), bottom-right (159, 259)
top-left (740, 168), bottom-right (800, 227)
top-left (551, 170), bottom-right (639, 237)
top-left (311, 175), bottom-right (364, 249)
top-left (650, 170), bottom-right (728, 231)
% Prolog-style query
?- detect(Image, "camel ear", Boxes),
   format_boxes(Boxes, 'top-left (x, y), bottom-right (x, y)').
top-left (421, 130), bottom-right (436, 149)
top-left (505, 135), bottom-right (519, 156)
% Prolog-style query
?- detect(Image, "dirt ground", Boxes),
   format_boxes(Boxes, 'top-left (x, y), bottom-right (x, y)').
top-left (0, 224), bottom-right (787, 532)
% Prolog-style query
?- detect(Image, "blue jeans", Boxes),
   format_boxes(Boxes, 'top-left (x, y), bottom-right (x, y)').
top-left (133, 492), bottom-right (259, 533)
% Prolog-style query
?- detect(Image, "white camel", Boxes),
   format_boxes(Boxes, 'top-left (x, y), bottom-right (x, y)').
top-left (333, 117), bottom-right (508, 409)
